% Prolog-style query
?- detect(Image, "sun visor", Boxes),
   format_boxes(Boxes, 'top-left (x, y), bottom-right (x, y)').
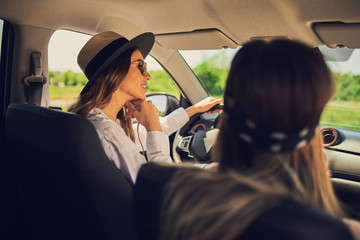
top-left (314, 22), bottom-right (360, 48)
top-left (155, 29), bottom-right (238, 50)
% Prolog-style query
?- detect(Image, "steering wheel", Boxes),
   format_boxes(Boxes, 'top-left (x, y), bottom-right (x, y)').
top-left (172, 111), bottom-right (222, 163)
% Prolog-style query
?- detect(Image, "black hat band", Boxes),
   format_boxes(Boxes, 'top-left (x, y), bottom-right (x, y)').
top-left (85, 37), bottom-right (128, 81)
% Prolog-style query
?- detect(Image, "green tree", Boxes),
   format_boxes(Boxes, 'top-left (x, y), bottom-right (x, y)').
top-left (192, 51), bottom-right (229, 97)
top-left (147, 70), bottom-right (180, 98)
top-left (63, 71), bottom-right (75, 86)
top-left (48, 71), bottom-right (63, 86)
top-left (49, 70), bottom-right (87, 87)
top-left (332, 72), bottom-right (360, 101)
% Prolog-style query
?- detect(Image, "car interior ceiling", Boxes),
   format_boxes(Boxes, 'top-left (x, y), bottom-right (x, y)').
top-left (1, 0), bottom-right (360, 239)
top-left (1, 0), bottom-right (360, 46)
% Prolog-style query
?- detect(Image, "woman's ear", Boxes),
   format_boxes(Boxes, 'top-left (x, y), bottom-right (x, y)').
top-left (123, 106), bottom-right (135, 119)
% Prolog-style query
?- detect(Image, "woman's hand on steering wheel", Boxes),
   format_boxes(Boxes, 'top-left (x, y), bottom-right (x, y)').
top-left (185, 97), bottom-right (223, 118)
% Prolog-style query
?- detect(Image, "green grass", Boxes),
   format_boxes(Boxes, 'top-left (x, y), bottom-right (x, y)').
top-left (49, 85), bottom-right (83, 100)
top-left (49, 85), bottom-right (82, 110)
top-left (320, 101), bottom-right (360, 131)
top-left (147, 70), bottom-right (180, 99)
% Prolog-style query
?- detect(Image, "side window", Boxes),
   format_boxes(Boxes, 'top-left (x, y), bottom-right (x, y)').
top-left (321, 48), bottom-right (360, 131)
top-left (0, 19), bottom-right (14, 128)
top-left (48, 30), bottom-right (179, 110)
top-left (0, 20), bottom-right (3, 55)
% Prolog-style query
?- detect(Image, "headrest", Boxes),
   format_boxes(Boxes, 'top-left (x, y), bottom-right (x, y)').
top-left (5, 103), bottom-right (109, 171)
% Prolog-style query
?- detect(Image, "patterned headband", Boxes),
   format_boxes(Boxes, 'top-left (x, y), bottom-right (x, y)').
top-left (223, 96), bottom-right (319, 153)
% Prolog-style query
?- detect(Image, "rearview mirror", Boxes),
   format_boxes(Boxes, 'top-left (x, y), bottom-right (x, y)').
top-left (146, 93), bottom-right (180, 116)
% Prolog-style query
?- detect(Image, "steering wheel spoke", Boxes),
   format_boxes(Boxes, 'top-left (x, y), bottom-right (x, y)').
top-left (177, 135), bottom-right (193, 152)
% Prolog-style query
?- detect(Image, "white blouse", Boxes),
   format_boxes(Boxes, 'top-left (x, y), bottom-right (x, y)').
top-left (87, 107), bottom-right (189, 184)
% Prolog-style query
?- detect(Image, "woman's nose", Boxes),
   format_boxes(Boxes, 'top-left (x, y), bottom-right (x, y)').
top-left (145, 71), bottom-right (151, 81)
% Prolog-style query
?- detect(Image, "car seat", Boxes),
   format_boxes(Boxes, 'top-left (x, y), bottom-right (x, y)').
top-left (134, 162), bottom-right (354, 240)
top-left (5, 103), bottom-right (137, 240)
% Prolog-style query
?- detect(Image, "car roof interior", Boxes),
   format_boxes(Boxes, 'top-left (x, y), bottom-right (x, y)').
top-left (2, 0), bottom-right (360, 49)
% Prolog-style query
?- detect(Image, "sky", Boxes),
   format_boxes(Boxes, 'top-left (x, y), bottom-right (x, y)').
top-left (48, 30), bottom-right (360, 74)
top-left (48, 30), bottom-right (91, 73)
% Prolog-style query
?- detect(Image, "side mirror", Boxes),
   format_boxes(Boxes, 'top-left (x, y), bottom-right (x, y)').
top-left (146, 93), bottom-right (180, 117)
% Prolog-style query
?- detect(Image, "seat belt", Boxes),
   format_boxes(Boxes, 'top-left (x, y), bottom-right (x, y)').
top-left (23, 52), bottom-right (47, 105)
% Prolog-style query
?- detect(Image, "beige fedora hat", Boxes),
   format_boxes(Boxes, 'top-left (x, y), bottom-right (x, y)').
top-left (78, 31), bottom-right (155, 94)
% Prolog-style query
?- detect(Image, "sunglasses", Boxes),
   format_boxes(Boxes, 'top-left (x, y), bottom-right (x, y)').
top-left (137, 61), bottom-right (147, 76)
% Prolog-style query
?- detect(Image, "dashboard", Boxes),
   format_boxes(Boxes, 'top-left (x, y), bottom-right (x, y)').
top-left (172, 112), bottom-right (360, 217)
top-left (173, 113), bottom-right (360, 166)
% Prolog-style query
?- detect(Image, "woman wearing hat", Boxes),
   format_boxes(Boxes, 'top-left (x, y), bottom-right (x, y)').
top-left (68, 31), bottom-right (221, 184)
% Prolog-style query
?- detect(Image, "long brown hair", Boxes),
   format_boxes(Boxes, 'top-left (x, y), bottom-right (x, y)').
top-left (68, 47), bottom-right (136, 141)
top-left (215, 39), bottom-right (342, 216)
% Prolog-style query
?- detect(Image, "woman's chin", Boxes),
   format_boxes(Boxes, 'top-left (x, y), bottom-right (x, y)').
top-left (138, 95), bottom-right (146, 100)
top-left (131, 91), bottom-right (146, 100)
top-left (137, 89), bottom-right (147, 100)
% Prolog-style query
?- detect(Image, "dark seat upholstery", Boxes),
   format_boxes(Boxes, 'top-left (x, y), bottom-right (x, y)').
top-left (5, 103), bottom-right (137, 240)
top-left (240, 202), bottom-right (353, 240)
top-left (134, 162), bottom-right (354, 240)
top-left (134, 162), bottom-right (182, 240)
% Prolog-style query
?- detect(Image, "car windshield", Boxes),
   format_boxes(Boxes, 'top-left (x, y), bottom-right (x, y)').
top-left (179, 48), bottom-right (239, 97)
top-left (179, 47), bottom-right (360, 131)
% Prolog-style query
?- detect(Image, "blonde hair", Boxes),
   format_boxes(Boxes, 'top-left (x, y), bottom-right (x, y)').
top-left (160, 168), bottom-right (308, 240)
top-left (68, 47), bottom-right (136, 141)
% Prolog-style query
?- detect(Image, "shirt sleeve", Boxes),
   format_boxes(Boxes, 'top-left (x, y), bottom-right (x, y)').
top-left (133, 107), bottom-right (189, 151)
top-left (146, 131), bottom-right (172, 163)
top-left (159, 107), bottom-right (189, 135)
